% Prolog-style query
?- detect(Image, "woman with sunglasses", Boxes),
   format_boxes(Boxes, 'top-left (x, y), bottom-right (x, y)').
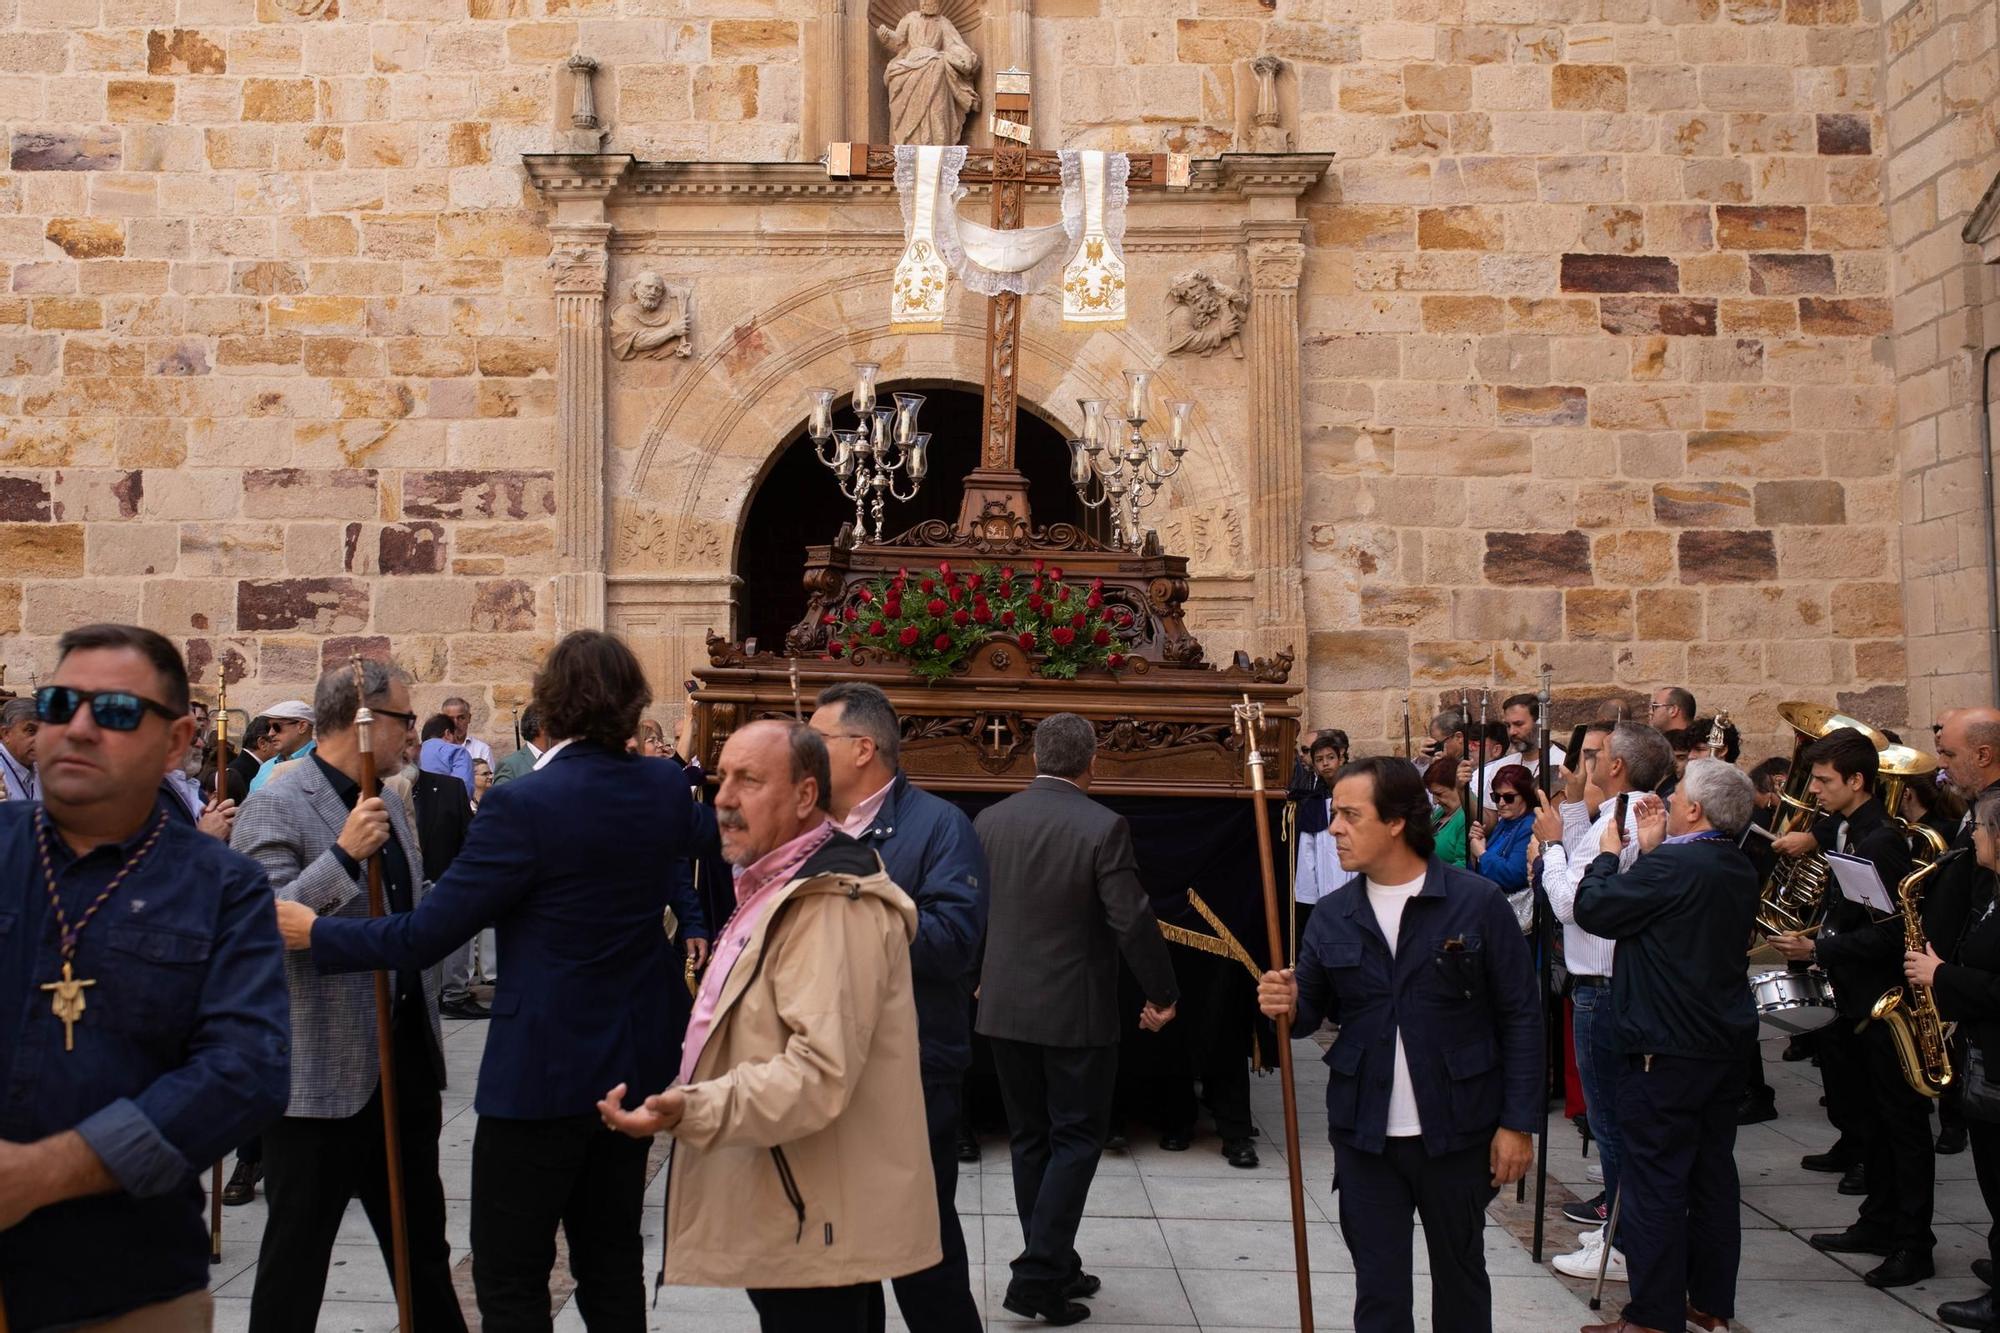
top-left (1469, 764), bottom-right (1538, 932)
top-left (1906, 786), bottom-right (2000, 1331)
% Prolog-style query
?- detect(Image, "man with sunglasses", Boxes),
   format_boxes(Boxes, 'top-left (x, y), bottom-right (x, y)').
top-left (231, 660), bottom-right (467, 1333)
top-left (246, 700), bottom-right (316, 795)
top-left (0, 624), bottom-right (291, 1332)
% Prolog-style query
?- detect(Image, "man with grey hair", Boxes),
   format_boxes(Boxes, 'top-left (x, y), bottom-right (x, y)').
top-left (809, 680), bottom-right (987, 1332)
top-left (974, 712), bottom-right (1180, 1324)
top-left (440, 694), bottom-right (491, 769)
top-left (1532, 719), bottom-right (1675, 1275)
top-left (1573, 759), bottom-right (1760, 1333)
top-left (232, 659), bottom-right (463, 1333)
top-left (0, 694), bottom-right (37, 801)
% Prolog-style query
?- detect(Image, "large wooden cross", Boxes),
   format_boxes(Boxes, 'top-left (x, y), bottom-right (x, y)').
top-left (828, 73), bottom-right (1187, 537)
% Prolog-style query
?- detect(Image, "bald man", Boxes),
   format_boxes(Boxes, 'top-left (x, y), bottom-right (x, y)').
top-left (1925, 706), bottom-right (2000, 972)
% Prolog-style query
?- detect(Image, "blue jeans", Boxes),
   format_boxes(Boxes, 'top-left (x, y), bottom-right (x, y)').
top-left (1571, 982), bottom-right (1623, 1213)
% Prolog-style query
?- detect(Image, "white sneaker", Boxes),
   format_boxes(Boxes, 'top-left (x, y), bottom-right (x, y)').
top-left (1553, 1242), bottom-right (1628, 1282)
top-left (1587, 1162), bottom-right (1604, 1183)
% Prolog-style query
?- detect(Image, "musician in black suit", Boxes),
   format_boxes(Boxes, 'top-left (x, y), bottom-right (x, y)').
top-left (974, 712), bottom-right (1180, 1326)
top-left (1770, 727), bottom-right (1927, 1288)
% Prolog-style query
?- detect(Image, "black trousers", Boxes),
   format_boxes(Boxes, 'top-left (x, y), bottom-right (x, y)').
top-left (1614, 1054), bottom-right (1743, 1332)
top-left (1159, 1058), bottom-right (1253, 1140)
top-left (887, 1080), bottom-right (981, 1332)
top-left (1818, 1020), bottom-right (1871, 1157)
top-left (1971, 1118), bottom-right (2000, 1272)
top-left (989, 1037), bottom-right (1118, 1291)
top-left (248, 1013), bottom-right (465, 1333)
top-left (747, 1284), bottom-right (885, 1332)
top-left (1854, 1022), bottom-right (1937, 1253)
top-left (470, 1112), bottom-right (651, 1333)
top-left (1333, 1137), bottom-right (1495, 1333)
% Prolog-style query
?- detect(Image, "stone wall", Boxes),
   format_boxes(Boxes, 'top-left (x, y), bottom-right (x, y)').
top-left (0, 0), bottom-right (1931, 753)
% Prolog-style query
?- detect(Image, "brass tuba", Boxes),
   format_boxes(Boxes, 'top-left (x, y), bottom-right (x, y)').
top-left (1755, 703), bottom-right (1889, 937)
top-left (1878, 743), bottom-right (1951, 863)
top-left (1872, 855), bottom-right (1954, 1097)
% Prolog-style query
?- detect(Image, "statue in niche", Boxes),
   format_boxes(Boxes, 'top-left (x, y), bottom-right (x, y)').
top-left (609, 270), bottom-right (692, 361)
top-left (875, 0), bottom-right (980, 146)
top-left (1164, 269), bottom-right (1249, 359)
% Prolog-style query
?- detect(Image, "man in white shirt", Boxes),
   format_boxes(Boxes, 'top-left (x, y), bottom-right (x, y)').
top-left (1534, 720), bottom-right (1675, 1281)
top-left (0, 695), bottom-right (38, 801)
top-left (441, 695), bottom-right (493, 769)
top-left (1479, 693), bottom-right (1565, 819)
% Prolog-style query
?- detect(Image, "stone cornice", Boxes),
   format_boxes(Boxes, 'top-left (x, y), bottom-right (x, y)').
top-left (606, 224), bottom-right (1251, 256)
top-left (524, 152), bottom-right (1331, 208)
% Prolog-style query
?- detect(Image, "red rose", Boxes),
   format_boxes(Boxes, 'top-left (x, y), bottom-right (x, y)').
top-left (827, 639), bottom-right (845, 657)
top-left (822, 611), bottom-right (837, 625)
top-left (1017, 632), bottom-right (1036, 650)
top-left (937, 561), bottom-right (952, 578)
top-left (898, 625), bottom-right (921, 647)
top-left (1091, 577), bottom-right (1105, 592)
top-left (966, 573), bottom-right (983, 591)
top-left (1033, 558), bottom-right (1046, 573)
top-left (920, 578), bottom-right (935, 594)
top-left (859, 586), bottom-right (874, 603)
top-left (1031, 576), bottom-right (1044, 594)
top-left (844, 606), bottom-right (858, 622)
top-left (973, 605), bottom-right (993, 624)
top-left (1114, 608), bottom-right (1132, 625)
top-left (952, 608), bottom-right (969, 626)
top-left (884, 598), bottom-right (902, 619)
top-left (1049, 566), bottom-right (1064, 581)
top-left (1107, 653), bottom-right (1126, 669)
top-left (1086, 592), bottom-right (1103, 609)
top-left (1000, 566), bottom-right (1016, 581)
top-left (946, 584), bottom-right (961, 605)
top-left (998, 582), bottom-right (1015, 598)
top-left (1093, 627), bottom-right (1111, 646)
top-left (933, 633), bottom-right (952, 651)
top-left (1001, 609), bottom-right (1016, 627)
top-left (1071, 611), bottom-right (1087, 628)
top-left (1058, 587), bottom-right (1071, 602)
top-left (868, 619), bottom-right (885, 636)
top-left (1027, 594), bottom-right (1045, 612)
top-left (927, 598), bottom-right (947, 616)
top-left (1052, 627), bottom-right (1076, 646)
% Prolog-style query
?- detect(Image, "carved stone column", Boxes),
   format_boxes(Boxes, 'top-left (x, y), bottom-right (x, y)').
top-left (1242, 221), bottom-right (1307, 660)
top-left (549, 223), bottom-right (611, 632)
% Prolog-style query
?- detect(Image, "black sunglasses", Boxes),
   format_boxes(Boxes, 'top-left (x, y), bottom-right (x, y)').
top-left (36, 685), bottom-right (184, 732)
top-left (369, 707), bottom-right (418, 728)
top-left (1495, 792), bottom-right (1526, 805)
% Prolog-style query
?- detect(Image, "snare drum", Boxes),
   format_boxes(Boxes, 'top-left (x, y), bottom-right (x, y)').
top-left (1750, 967), bottom-right (1837, 1040)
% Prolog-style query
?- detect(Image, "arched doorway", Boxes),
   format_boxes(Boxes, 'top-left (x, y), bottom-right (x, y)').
top-left (736, 383), bottom-right (1096, 652)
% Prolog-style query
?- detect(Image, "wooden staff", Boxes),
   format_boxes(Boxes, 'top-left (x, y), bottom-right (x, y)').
top-left (1235, 696), bottom-right (1313, 1332)
top-left (1529, 663), bottom-right (1554, 1241)
top-left (350, 656), bottom-right (414, 1333)
top-left (210, 668), bottom-right (229, 1264)
top-left (1401, 702), bottom-right (1412, 761)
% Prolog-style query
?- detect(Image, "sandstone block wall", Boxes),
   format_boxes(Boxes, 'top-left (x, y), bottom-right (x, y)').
top-left (0, 0), bottom-right (1958, 753)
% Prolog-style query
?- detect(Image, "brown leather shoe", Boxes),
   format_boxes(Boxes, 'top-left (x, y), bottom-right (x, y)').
top-left (1686, 1306), bottom-right (1727, 1331)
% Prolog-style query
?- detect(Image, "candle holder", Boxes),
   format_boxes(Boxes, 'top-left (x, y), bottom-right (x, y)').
top-left (805, 363), bottom-right (926, 542)
top-left (1069, 373), bottom-right (1190, 550)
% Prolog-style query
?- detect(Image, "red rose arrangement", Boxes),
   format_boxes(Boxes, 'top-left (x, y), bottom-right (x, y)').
top-left (824, 559), bottom-right (1133, 681)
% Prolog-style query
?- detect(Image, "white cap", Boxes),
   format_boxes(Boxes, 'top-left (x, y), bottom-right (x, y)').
top-left (260, 700), bottom-right (315, 723)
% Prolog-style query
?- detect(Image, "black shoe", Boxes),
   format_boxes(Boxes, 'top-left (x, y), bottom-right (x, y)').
top-left (1562, 1192), bottom-right (1607, 1225)
top-left (1063, 1271), bottom-right (1101, 1300)
top-left (1736, 1092), bottom-right (1778, 1125)
top-left (1864, 1249), bottom-right (1934, 1289)
top-left (1837, 1163), bottom-right (1869, 1196)
top-left (1783, 1037), bottom-right (1814, 1062)
top-left (221, 1158), bottom-right (260, 1207)
top-left (1002, 1285), bottom-right (1091, 1325)
top-left (1939, 1291), bottom-right (1998, 1329)
top-left (1975, 1257), bottom-right (1993, 1286)
top-left (1159, 1132), bottom-right (1191, 1152)
top-left (440, 996), bottom-right (491, 1020)
top-left (1801, 1148), bottom-right (1852, 1173)
top-left (1810, 1227), bottom-right (1895, 1257)
top-left (956, 1128), bottom-right (979, 1163)
top-left (1104, 1130), bottom-right (1127, 1152)
top-left (1939, 1124), bottom-right (1970, 1155)
top-left (1223, 1138), bottom-right (1259, 1169)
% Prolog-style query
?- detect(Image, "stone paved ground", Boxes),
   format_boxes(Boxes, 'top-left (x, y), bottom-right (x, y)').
top-left (207, 1018), bottom-right (1986, 1331)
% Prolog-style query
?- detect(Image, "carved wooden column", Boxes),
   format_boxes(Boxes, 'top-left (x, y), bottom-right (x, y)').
top-left (1242, 219), bottom-right (1307, 660)
top-left (550, 223), bottom-right (611, 631)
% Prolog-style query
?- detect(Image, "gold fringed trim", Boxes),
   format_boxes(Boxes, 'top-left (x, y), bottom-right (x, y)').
top-left (1158, 889), bottom-right (1260, 983)
top-left (888, 321), bottom-right (945, 334)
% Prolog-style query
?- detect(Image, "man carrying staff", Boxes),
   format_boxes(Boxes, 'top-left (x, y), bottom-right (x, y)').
top-left (0, 624), bottom-right (291, 1331)
top-left (1258, 755), bottom-right (1540, 1333)
top-left (234, 660), bottom-right (466, 1333)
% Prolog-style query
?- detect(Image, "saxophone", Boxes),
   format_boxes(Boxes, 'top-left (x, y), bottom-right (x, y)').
top-left (1871, 855), bottom-right (1954, 1097)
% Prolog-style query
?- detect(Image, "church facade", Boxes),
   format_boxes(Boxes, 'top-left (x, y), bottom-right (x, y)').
top-left (0, 0), bottom-right (1994, 750)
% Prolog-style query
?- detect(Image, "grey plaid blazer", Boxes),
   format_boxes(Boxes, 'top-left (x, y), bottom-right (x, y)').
top-left (232, 757), bottom-right (443, 1120)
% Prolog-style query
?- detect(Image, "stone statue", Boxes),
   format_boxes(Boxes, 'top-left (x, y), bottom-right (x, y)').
top-left (609, 270), bottom-right (692, 361)
top-left (875, 0), bottom-right (980, 146)
top-left (1164, 269), bottom-right (1249, 359)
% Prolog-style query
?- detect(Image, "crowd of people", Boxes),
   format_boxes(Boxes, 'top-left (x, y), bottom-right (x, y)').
top-left (8, 622), bottom-right (2000, 1333)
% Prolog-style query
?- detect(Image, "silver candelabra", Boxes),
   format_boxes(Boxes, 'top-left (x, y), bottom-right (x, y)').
top-left (805, 362), bottom-right (930, 544)
top-left (1068, 370), bottom-right (1193, 550)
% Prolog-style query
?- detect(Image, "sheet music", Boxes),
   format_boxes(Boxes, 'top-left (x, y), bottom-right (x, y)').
top-left (1826, 851), bottom-right (1895, 915)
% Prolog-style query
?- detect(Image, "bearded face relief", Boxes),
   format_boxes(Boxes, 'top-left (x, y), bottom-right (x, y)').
top-left (1163, 269), bottom-right (1249, 359)
top-left (610, 269), bottom-right (693, 361)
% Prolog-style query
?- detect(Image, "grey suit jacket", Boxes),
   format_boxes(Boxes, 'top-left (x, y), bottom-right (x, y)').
top-left (232, 757), bottom-right (443, 1119)
top-left (974, 775), bottom-right (1179, 1048)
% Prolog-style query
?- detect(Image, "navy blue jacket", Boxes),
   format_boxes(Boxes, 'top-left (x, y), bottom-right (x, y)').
top-left (1294, 857), bottom-right (1542, 1155)
top-left (310, 741), bottom-right (706, 1119)
top-left (849, 772), bottom-right (989, 1081)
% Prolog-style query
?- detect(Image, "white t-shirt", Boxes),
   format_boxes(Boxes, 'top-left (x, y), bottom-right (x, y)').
top-left (1367, 871), bottom-right (1427, 1137)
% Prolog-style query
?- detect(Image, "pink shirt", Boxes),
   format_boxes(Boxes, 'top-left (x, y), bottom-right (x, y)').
top-left (837, 775), bottom-right (897, 839)
top-left (677, 817), bottom-right (837, 1083)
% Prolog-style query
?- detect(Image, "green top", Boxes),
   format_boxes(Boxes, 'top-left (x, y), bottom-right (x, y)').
top-left (1431, 805), bottom-right (1468, 868)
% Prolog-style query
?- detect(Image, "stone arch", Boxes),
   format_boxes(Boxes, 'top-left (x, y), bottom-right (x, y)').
top-left (612, 268), bottom-right (1248, 581)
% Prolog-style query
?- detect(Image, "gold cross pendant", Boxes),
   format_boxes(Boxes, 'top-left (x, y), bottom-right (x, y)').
top-left (40, 960), bottom-right (96, 1052)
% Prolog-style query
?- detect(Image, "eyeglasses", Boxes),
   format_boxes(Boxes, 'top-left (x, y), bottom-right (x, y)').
top-left (1646, 701), bottom-right (1671, 712)
top-left (36, 685), bottom-right (185, 732)
top-left (814, 731), bottom-right (869, 745)
top-left (1495, 793), bottom-right (1526, 806)
top-left (370, 707), bottom-right (418, 728)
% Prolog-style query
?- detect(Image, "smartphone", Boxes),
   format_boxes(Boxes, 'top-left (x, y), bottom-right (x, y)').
top-left (684, 679), bottom-right (699, 695)
top-left (1615, 792), bottom-right (1630, 830)
top-left (1563, 723), bottom-right (1588, 772)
